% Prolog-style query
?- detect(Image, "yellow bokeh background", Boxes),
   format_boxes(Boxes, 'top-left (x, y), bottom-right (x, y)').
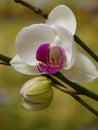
top-left (0, 0), bottom-right (98, 130)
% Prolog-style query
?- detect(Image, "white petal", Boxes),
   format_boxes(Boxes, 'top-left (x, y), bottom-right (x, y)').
top-left (62, 52), bottom-right (98, 83)
top-left (10, 55), bottom-right (41, 75)
top-left (46, 5), bottom-right (76, 35)
top-left (53, 25), bottom-right (76, 69)
top-left (16, 24), bottom-right (57, 65)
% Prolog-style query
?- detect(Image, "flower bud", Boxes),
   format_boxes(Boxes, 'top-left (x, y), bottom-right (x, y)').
top-left (20, 76), bottom-right (53, 111)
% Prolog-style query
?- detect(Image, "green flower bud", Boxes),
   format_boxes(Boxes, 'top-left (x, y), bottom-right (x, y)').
top-left (20, 76), bottom-right (53, 111)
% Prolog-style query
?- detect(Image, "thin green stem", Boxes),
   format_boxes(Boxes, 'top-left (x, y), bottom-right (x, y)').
top-left (74, 35), bottom-right (98, 62)
top-left (53, 84), bottom-right (78, 95)
top-left (53, 72), bottom-right (98, 101)
top-left (0, 54), bottom-right (11, 65)
top-left (14, 0), bottom-right (48, 18)
top-left (71, 95), bottom-right (98, 116)
top-left (48, 75), bottom-right (98, 116)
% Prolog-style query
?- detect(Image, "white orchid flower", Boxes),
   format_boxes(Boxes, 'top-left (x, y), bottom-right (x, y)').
top-left (10, 5), bottom-right (98, 83)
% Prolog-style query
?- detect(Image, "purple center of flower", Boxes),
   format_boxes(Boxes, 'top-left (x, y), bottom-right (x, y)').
top-left (36, 43), bottom-right (65, 74)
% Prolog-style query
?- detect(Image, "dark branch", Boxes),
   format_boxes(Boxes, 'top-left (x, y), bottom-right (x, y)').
top-left (14, 0), bottom-right (48, 18)
top-left (74, 35), bottom-right (98, 62)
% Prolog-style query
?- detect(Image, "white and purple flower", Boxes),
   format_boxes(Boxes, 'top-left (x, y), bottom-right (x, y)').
top-left (10, 5), bottom-right (98, 83)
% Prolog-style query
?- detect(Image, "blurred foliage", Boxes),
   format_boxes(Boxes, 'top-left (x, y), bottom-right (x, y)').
top-left (0, 0), bottom-right (98, 130)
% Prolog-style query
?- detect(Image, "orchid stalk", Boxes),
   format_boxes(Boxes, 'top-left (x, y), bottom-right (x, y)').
top-left (0, 0), bottom-right (98, 116)
top-left (0, 53), bottom-right (11, 65)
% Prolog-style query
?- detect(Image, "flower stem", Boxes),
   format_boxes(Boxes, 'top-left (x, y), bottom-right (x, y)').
top-left (0, 53), bottom-right (11, 65)
top-left (53, 72), bottom-right (98, 101)
top-left (46, 72), bottom-right (98, 101)
top-left (53, 84), bottom-right (98, 116)
top-left (71, 95), bottom-right (98, 116)
top-left (14, 0), bottom-right (48, 18)
top-left (74, 35), bottom-right (98, 62)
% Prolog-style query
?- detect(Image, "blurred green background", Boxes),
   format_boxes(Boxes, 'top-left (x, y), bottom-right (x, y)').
top-left (0, 0), bottom-right (98, 130)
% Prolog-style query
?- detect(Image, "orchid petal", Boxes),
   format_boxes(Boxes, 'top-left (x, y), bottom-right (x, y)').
top-left (62, 52), bottom-right (98, 83)
top-left (10, 55), bottom-right (41, 75)
top-left (53, 25), bottom-right (76, 69)
top-left (46, 5), bottom-right (76, 35)
top-left (16, 24), bottom-right (57, 65)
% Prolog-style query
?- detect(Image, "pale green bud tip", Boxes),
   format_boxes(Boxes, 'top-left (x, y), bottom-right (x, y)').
top-left (20, 76), bottom-right (54, 111)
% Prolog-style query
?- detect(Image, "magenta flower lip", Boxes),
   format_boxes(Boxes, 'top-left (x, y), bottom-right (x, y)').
top-left (36, 43), bottom-right (65, 74)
